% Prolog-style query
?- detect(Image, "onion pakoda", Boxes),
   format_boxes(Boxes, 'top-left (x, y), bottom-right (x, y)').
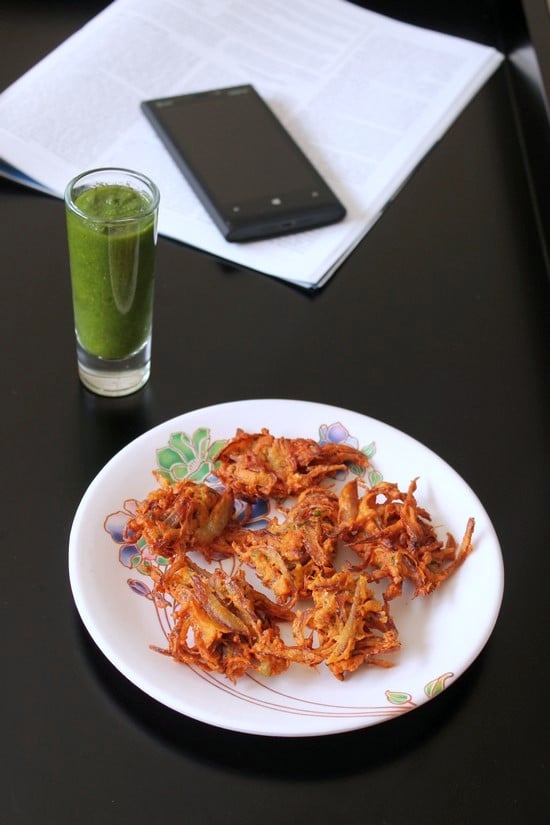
top-left (228, 487), bottom-right (339, 605)
top-left (150, 556), bottom-right (321, 681)
top-left (293, 569), bottom-right (400, 680)
top-left (214, 428), bottom-right (369, 501)
top-left (124, 475), bottom-right (237, 561)
top-left (121, 442), bottom-right (475, 684)
top-left (338, 478), bottom-right (475, 600)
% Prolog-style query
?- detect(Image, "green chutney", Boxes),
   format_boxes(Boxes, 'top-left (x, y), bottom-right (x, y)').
top-left (66, 183), bottom-right (156, 360)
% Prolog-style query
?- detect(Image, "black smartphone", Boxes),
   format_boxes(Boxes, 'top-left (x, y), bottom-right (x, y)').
top-left (141, 85), bottom-right (346, 242)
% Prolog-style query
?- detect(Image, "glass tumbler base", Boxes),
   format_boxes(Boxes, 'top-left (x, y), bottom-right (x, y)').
top-left (76, 340), bottom-right (150, 397)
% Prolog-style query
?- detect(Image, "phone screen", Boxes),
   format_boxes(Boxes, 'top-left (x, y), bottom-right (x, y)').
top-left (158, 87), bottom-right (321, 204)
top-left (142, 85), bottom-right (346, 241)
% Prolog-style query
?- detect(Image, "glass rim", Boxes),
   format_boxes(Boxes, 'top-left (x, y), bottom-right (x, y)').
top-left (64, 167), bottom-right (160, 225)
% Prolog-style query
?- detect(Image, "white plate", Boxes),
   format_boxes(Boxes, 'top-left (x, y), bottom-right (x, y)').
top-left (69, 398), bottom-right (504, 737)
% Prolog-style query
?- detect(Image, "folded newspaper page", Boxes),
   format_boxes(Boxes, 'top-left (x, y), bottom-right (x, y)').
top-left (0, 0), bottom-right (502, 288)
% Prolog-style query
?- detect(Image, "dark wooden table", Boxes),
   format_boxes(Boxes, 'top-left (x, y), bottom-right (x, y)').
top-left (2, 3), bottom-right (548, 823)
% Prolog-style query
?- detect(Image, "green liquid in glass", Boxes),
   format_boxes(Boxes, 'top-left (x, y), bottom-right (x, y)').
top-left (66, 184), bottom-right (156, 360)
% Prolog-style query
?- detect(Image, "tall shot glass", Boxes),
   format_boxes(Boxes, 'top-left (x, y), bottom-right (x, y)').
top-left (65, 168), bottom-right (160, 397)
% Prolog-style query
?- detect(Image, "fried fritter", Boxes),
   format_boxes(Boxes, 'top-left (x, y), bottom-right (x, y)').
top-left (214, 428), bottom-right (369, 501)
top-left (293, 568), bottom-right (400, 680)
top-left (151, 556), bottom-right (321, 681)
top-left (228, 487), bottom-right (340, 604)
top-left (124, 474), bottom-right (236, 560)
top-left (124, 442), bottom-right (475, 683)
top-left (339, 478), bottom-right (475, 599)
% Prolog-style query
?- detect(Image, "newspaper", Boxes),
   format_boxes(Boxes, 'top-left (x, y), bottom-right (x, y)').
top-left (0, 0), bottom-right (502, 288)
